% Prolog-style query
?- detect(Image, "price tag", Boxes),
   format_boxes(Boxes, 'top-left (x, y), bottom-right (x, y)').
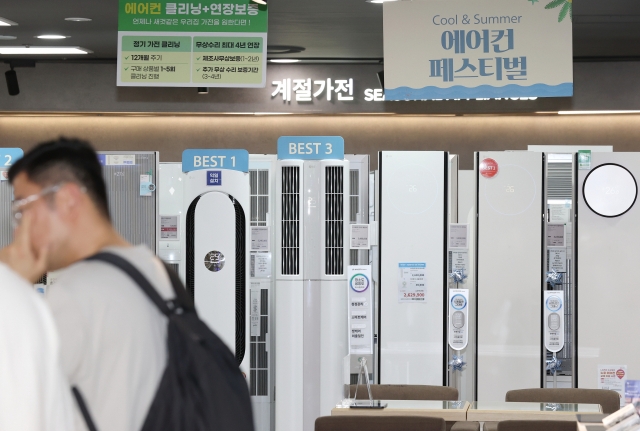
top-left (160, 215), bottom-right (179, 240)
top-left (251, 226), bottom-right (270, 251)
top-left (350, 224), bottom-right (370, 249)
top-left (398, 262), bottom-right (426, 303)
top-left (547, 224), bottom-right (565, 247)
top-left (449, 224), bottom-right (469, 249)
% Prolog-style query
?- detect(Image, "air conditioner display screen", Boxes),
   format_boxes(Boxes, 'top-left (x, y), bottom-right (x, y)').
top-left (583, 164), bottom-right (638, 218)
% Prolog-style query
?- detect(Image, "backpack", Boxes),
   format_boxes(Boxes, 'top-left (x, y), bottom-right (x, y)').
top-left (72, 252), bottom-right (255, 431)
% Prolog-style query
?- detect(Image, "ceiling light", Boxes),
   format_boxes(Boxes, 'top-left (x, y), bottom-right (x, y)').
top-left (36, 35), bottom-right (69, 40)
top-left (0, 36), bottom-right (16, 40)
top-left (366, 0), bottom-right (399, 3)
top-left (0, 46), bottom-right (92, 55)
top-left (269, 59), bottom-right (299, 63)
top-left (558, 110), bottom-right (640, 115)
top-left (65, 17), bottom-right (92, 22)
top-left (251, 0), bottom-right (267, 4)
top-left (0, 17), bottom-right (18, 26)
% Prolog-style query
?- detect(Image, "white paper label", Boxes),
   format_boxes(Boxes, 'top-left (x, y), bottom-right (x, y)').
top-left (599, 364), bottom-right (627, 407)
top-left (449, 289), bottom-right (469, 350)
top-left (106, 155), bottom-right (135, 166)
top-left (250, 253), bottom-right (272, 278)
top-left (250, 288), bottom-right (261, 337)
top-left (549, 203), bottom-right (571, 223)
top-left (250, 226), bottom-right (270, 251)
top-left (0, 170), bottom-right (8, 181)
top-left (544, 291), bottom-right (565, 353)
top-left (449, 224), bottom-right (469, 249)
top-left (350, 224), bottom-right (370, 249)
top-left (547, 224), bottom-right (566, 247)
top-left (348, 266), bottom-right (374, 354)
top-left (398, 262), bottom-right (426, 303)
top-left (449, 250), bottom-right (469, 273)
top-left (548, 248), bottom-right (567, 273)
top-left (160, 215), bottom-right (179, 240)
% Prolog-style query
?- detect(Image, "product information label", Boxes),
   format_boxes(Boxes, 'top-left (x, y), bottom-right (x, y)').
top-left (250, 252), bottom-right (272, 278)
top-left (398, 262), bottom-right (426, 303)
top-left (544, 291), bottom-right (564, 353)
top-left (250, 226), bottom-right (270, 251)
top-left (160, 215), bottom-right (179, 239)
top-left (449, 288), bottom-right (469, 350)
top-left (548, 248), bottom-right (567, 273)
top-left (348, 266), bottom-right (374, 354)
top-left (547, 224), bottom-right (565, 247)
top-left (599, 364), bottom-right (627, 407)
top-left (140, 174), bottom-right (154, 196)
top-left (549, 203), bottom-right (571, 223)
top-left (350, 224), bottom-right (370, 249)
top-left (449, 224), bottom-right (469, 249)
top-left (449, 250), bottom-right (469, 273)
top-left (117, 0), bottom-right (267, 87)
top-left (99, 154), bottom-right (137, 166)
top-left (250, 286), bottom-right (261, 336)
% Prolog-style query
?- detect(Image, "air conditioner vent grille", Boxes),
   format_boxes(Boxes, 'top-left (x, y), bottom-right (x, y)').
top-left (250, 169), bottom-right (269, 227)
top-left (548, 162), bottom-right (573, 200)
top-left (326, 166), bottom-right (344, 275)
top-left (281, 166), bottom-right (300, 275)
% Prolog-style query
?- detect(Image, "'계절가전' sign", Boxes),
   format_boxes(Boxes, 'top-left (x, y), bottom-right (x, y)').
top-left (383, 0), bottom-right (573, 100)
top-left (117, 0), bottom-right (268, 88)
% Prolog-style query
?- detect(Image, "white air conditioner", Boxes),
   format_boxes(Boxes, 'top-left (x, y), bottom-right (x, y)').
top-left (158, 163), bottom-right (186, 279)
top-left (248, 154), bottom-right (276, 431)
top-left (275, 159), bottom-right (350, 431)
top-left (181, 153), bottom-right (251, 379)
top-left (475, 151), bottom-right (544, 402)
top-left (377, 151), bottom-right (449, 386)
top-left (98, 151), bottom-right (159, 254)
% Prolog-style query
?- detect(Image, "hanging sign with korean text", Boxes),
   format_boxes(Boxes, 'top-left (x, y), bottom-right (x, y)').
top-left (117, 0), bottom-right (267, 88)
top-left (383, 0), bottom-right (573, 100)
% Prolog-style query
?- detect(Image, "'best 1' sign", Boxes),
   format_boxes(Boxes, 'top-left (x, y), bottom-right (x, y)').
top-left (182, 149), bottom-right (249, 173)
top-left (277, 136), bottom-right (345, 160)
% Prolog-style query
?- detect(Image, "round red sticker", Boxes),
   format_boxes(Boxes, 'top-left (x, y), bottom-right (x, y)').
top-left (617, 369), bottom-right (626, 379)
top-left (480, 158), bottom-right (499, 178)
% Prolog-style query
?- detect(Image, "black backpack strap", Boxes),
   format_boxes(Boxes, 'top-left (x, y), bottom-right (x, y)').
top-left (87, 252), bottom-right (175, 316)
top-left (72, 386), bottom-right (98, 431)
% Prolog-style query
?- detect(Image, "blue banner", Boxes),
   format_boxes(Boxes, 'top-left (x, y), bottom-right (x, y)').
top-left (182, 149), bottom-right (249, 173)
top-left (277, 136), bottom-right (344, 160)
top-left (0, 148), bottom-right (24, 168)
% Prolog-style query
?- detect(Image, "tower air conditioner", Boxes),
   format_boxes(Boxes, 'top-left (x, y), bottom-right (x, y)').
top-left (275, 137), bottom-right (350, 431)
top-left (98, 151), bottom-right (159, 254)
top-left (181, 149), bottom-right (251, 380)
top-left (248, 154), bottom-right (276, 431)
top-left (0, 149), bottom-right (22, 248)
top-left (158, 162), bottom-right (186, 278)
top-left (475, 151), bottom-right (544, 402)
top-left (377, 151), bottom-right (449, 386)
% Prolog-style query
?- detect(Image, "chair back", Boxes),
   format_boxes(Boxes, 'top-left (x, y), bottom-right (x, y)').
top-left (315, 415), bottom-right (446, 431)
top-left (497, 420), bottom-right (576, 431)
top-left (505, 388), bottom-right (620, 414)
top-left (348, 384), bottom-right (458, 401)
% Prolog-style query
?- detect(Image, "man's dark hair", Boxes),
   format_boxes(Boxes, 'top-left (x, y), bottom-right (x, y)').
top-left (8, 138), bottom-right (111, 220)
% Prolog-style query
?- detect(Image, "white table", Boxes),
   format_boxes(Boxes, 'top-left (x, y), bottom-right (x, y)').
top-left (468, 401), bottom-right (602, 422)
top-left (332, 400), bottom-right (470, 422)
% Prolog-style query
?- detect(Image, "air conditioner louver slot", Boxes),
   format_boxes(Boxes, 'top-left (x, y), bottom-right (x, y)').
top-left (281, 166), bottom-right (300, 275)
top-left (250, 169), bottom-right (269, 227)
top-left (250, 289), bottom-right (270, 396)
top-left (548, 162), bottom-right (573, 200)
top-left (326, 166), bottom-right (344, 275)
top-left (0, 180), bottom-right (12, 248)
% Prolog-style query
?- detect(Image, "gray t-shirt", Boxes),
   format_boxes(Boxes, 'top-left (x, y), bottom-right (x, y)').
top-left (47, 245), bottom-right (174, 431)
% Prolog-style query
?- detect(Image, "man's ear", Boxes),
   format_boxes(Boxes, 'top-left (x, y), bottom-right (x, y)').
top-left (54, 183), bottom-right (85, 218)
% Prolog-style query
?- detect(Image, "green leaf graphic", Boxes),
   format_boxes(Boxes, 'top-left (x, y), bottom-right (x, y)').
top-left (545, 0), bottom-right (565, 9)
top-left (558, 2), bottom-right (570, 22)
top-left (569, 3), bottom-right (573, 21)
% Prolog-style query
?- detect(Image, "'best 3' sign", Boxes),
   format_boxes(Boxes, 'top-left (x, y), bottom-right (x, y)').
top-left (276, 136), bottom-right (345, 160)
